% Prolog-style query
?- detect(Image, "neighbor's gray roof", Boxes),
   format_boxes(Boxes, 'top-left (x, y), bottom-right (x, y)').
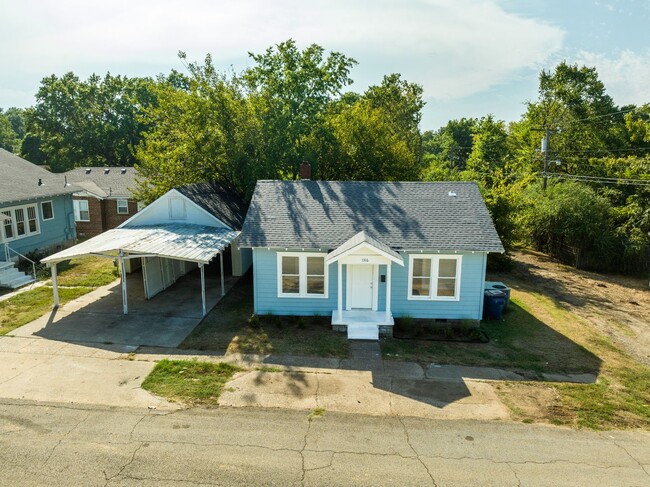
top-left (64, 167), bottom-right (138, 199)
top-left (0, 149), bottom-right (78, 205)
top-left (326, 231), bottom-right (403, 264)
top-left (42, 223), bottom-right (239, 265)
top-left (239, 181), bottom-right (504, 252)
top-left (175, 181), bottom-right (248, 231)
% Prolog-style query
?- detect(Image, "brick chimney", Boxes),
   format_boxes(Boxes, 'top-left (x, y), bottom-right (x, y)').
top-left (299, 162), bottom-right (311, 180)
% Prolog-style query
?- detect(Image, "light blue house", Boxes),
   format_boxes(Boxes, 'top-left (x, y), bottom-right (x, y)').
top-left (0, 149), bottom-right (77, 287)
top-left (238, 180), bottom-right (504, 339)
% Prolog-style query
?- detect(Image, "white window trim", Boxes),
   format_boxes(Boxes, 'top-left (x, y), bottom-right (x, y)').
top-left (277, 252), bottom-right (329, 299)
top-left (407, 254), bottom-right (462, 302)
top-left (73, 199), bottom-right (90, 222)
top-left (116, 199), bottom-right (129, 215)
top-left (1, 203), bottom-right (41, 242)
top-left (40, 200), bottom-right (54, 221)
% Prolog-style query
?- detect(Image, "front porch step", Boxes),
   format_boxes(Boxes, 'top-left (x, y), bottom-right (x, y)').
top-left (347, 324), bottom-right (380, 340)
top-left (0, 264), bottom-right (35, 289)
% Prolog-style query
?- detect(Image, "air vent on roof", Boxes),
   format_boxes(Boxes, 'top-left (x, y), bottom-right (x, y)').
top-left (104, 168), bottom-right (110, 174)
top-left (85, 168), bottom-right (91, 174)
top-left (448, 191), bottom-right (457, 197)
top-left (121, 168), bottom-right (127, 174)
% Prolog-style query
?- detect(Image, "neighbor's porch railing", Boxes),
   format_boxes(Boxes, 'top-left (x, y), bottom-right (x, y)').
top-left (3, 243), bottom-right (36, 280)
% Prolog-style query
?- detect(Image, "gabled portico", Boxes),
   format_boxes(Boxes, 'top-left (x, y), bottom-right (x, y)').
top-left (326, 231), bottom-right (404, 339)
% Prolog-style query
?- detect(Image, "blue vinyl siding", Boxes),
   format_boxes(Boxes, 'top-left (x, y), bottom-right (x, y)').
top-left (252, 248), bottom-right (488, 320)
top-left (253, 248), bottom-right (341, 316)
top-left (390, 251), bottom-right (486, 320)
top-left (1, 194), bottom-right (76, 259)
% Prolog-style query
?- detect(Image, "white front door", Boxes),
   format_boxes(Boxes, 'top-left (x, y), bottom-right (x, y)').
top-left (349, 265), bottom-right (374, 309)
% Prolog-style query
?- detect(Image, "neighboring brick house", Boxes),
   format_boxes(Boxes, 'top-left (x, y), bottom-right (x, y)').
top-left (64, 167), bottom-right (142, 238)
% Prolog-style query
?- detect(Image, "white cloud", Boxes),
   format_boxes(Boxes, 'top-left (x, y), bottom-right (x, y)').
top-left (575, 49), bottom-right (650, 106)
top-left (0, 0), bottom-right (564, 106)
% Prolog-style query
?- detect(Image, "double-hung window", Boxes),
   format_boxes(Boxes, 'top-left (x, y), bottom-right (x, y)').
top-left (277, 253), bottom-right (328, 298)
top-left (0, 204), bottom-right (40, 241)
top-left (408, 254), bottom-right (462, 301)
top-left (116, 199), bottom-right (129, 215)
top-left (73, 200), bottom-right (90, 222)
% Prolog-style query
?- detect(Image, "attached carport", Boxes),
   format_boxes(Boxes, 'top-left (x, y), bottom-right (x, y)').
top-left (42, 223), bottom-right (240, 317)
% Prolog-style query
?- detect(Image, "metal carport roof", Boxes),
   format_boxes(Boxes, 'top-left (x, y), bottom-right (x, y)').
top-left (42, 223), bottom-right (240, 317)
top-left (42, 223), bottom-right (240, 265)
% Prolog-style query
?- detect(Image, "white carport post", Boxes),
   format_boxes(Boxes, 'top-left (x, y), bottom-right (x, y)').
top-left (51, 263), bottom-right (59, 308)
top-left (385, 262), bottom-right (392, 321)
top-left (219, 252), bottom-right (225, 296)
top-left (200, 263), bottom-right (207, 317)
top-left (119, 250), bottom-right (128, 315)
top-left (337, 261), bottom-right (343, 322)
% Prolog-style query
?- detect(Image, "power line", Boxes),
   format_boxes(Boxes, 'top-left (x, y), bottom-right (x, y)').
top-left (544, 173), bottom-right (650, 186)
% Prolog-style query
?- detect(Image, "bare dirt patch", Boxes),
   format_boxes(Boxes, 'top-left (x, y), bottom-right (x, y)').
top-left (492, 250), bottom-right (650, 367)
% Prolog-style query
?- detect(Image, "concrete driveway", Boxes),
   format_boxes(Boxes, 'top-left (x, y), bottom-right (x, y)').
top-left (9, 270), bottom-right (235, 348)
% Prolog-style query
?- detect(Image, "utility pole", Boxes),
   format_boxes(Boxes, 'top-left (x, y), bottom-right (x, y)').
top-left (542, 128), bottom-right (550, 190)
top-left (533, 127), bottom-right (555, 191)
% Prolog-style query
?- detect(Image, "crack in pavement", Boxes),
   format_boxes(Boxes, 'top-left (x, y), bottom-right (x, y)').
top-left (103, 442), bottom-right (145, 486)
top-left (299, 416), bottom-right (311, 486)
top-left (43, 410), bottom-right (91, 466)
top-left (112, 474), bottom-right (219, 486)
top-left (397, 416), bottom-right (437, 486)
top-left (508, 464), bottom-right (522, 487)
top-left (608, 438), bottom-right (650, 476)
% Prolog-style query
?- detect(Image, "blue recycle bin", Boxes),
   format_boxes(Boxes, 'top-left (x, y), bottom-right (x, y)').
top-left (483, 290), bottom-right (507, 320)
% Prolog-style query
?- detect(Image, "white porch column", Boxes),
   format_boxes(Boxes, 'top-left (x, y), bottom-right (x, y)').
top-left (119, 250), bottom-right (128, 315)
top-left (51, 263), bottom-right (59, 308)
top-left (337, 261), bottom-right (343, 322)
top-left (219, 252), bottom-right (225, 296)
top-left (385, 262), bottom-right (392, 321)
top-left (200, 263), bottom-right (207, 317)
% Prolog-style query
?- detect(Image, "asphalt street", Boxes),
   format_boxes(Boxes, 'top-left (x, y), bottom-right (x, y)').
top-left (0, 399), bottom-right (648, 486)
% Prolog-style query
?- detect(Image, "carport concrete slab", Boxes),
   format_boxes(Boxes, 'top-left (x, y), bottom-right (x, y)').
top-left (9, 270), bottom-right (237, 348)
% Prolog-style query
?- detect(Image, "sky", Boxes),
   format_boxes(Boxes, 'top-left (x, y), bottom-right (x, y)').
top-left (0, 0), bottom-right (648, 130)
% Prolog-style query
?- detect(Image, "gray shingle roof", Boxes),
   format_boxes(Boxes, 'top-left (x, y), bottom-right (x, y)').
top-left (64, 167), bottom-right (139, 199)
top-left (239, 180), bottom-right (504, 252)
top-left (0, 149), bottom-right (78, 205)
top-left (175, 181), bottom-right (248, 231)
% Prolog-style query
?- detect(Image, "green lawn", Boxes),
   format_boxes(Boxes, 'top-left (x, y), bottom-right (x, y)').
top-left (181, 273), bottom-right (349, 358)
top-left (141, 359), bottom-right (241, 406)
top-left (0, 256), bottom-right (118, 335)
top-left (382, 297), bottom-right (600, 376)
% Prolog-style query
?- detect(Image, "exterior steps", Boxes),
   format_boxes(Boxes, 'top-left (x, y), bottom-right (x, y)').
top-left (0, 261), bottom-right (35, 289)
top-left (347, 324), bottom-right (380, 340)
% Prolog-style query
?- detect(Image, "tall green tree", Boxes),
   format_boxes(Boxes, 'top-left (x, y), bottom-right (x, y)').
top-left (243, 40), bottom-right (357, 179)
top-left (0, 109), bottom-right (21, 152)
top-left (134, 54), bottom-right (260, 203)
top-left (26, 73), bottom-right (157, 171)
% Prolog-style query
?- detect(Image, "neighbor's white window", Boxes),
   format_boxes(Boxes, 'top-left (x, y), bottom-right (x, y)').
top-left (41, 201), bottom-right (54, 221)
top-left (408, 254), bottom-right (462, 301)
top-left (73, 200), bottom-right (90, 222)
top-left (277, 252), bottom-right (328, 298)
top-left (1, 204), bottom-right (40, 241)
top-left (116, 199), bottom-right (129, 215)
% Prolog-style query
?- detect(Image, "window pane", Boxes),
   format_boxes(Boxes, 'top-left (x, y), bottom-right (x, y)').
top-left (307, 276), bottom-right (324, 294)
top-left (80, 211), bottom-right (90, 221)
top-left (28, 219), bottom-right (37, 232)
top-left (306, 256), bottom-right (324, 276)
top-left (412, 258), bottom-right (431, 277)
top-left (15, 208), bottom-right (24, 222)
top-left (411, 277), bottom-right (430, 296)
top-left (439, 259), bottom-right (457, 278)
top-left (16, 222), bottom-right (25, 236)
top-left (42, 202), bottom-right (53, 220)
top-left (282, 276), bottom-right (300, 294)
top-left (27, 206), bottom-right (36, 219)
top-left (282, 256), bottom-right (299, 275)
top-left (2, 211), bottom-right (12, 239)
top-left (437, 278), bottom-right (456, 297)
